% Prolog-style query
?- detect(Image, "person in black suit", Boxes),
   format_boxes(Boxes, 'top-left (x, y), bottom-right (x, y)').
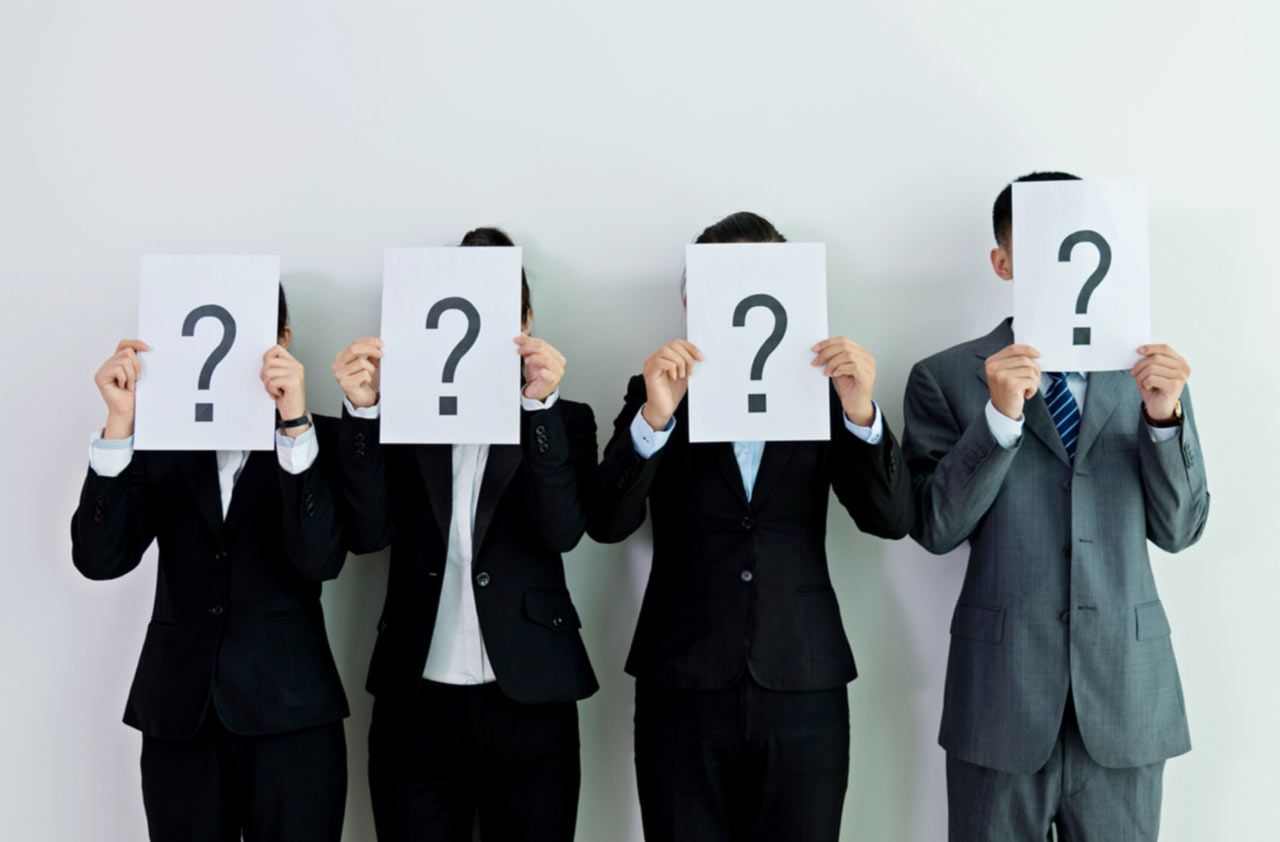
top-left (591, 212), bottom-right (914, 842)
top-left (70, 287), bottom-right (350, 842)
top-left (331, 227), bottom-right (598, 842)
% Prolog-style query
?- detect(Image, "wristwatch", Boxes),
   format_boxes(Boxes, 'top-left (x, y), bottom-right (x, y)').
top-left (1143, 399), bottom-right (1182, 428)
top-left (277, 413), bottom-right (311, 430)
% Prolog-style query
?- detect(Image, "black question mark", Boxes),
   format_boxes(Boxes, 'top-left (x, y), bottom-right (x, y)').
top-left (181, 304), bottom-right (237, 422)
top-left (1058, 230), bottom-right (1112, 346)
top-left (426, 297), bottom-right (481, 416)
top-left (731, 293), bottom-right (788, 413)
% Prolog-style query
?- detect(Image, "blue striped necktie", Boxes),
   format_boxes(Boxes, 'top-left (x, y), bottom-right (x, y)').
top-left (1044, 372), bottom-right (1081, 459)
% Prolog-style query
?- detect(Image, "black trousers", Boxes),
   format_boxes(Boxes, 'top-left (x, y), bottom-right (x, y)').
top-left (368, 679), bottom-right (581, 842)
top-left (634, 675), bottom-right (850, 842)
top-left (139, 708), bottom-right (347, 842)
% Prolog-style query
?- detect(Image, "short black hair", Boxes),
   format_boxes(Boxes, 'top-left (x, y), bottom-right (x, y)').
top-left (277, 283), bottom-right (288, 338)
top-left (992, 171), bottom-right (1082, 247)
top-left (695, 211), bottom-right (787, 244)
top-left (459, 227), bottom-right (531, 322)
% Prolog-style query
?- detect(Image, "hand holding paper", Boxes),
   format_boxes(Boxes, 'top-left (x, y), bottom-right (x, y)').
top-left (811, 336), bottom-right (876, 426)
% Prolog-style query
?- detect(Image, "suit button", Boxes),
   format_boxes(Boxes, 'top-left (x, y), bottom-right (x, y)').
top-left (475, 572), bottom-right (491, 588)
top-left (214, 551), bottom-right (227, 561)
top-left (535, 425), bottom-right (547, 436)
top-left (209, 605), bottom-right (224, 616)
top-left (740, 570), bottom-right (754, 583)
top-left (552, 616), bottom-right (563, 629)
top-left (1061, 479), bottom-right (1071, 491)
top-left (355, 432), bottom-right (366, 444)
top-left (93, 511), bottom-right (104, 523)
top-left (538, 442), bottom-right (549, 454)
top-left (741, 517), bottom-right (753, 530)
top-left (95, 495), bottom-right (105, 505)
top-left (1060, 610), bottom-right (1070, 624)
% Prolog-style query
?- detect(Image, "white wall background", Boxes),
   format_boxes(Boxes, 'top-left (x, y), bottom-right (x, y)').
top-left (2, 1), bottom-right (1276, 839)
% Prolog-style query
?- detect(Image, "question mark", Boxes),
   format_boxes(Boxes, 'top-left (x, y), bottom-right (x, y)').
top-left (426, 296), bottom-right (481, 416)
top-left (732, 293), bottom-right (788, 413)
top-left (1058, 230), bottom-right (1112, 346)
top-left (181, 304), bottom-right (237, 422)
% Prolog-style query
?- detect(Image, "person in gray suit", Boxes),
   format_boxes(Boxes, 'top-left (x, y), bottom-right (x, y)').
top-left (902, 171), bottom-right (1210, 841)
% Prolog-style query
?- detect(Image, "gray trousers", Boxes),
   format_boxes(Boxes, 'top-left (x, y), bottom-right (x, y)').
top-left (947, 698), bottom-right (1164, 841)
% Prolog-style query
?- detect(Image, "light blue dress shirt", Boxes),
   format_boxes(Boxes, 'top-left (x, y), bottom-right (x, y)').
top-left (984, 371), bottom-right (1179, 449)
top-left (629, 402), bottom-right (884, 501)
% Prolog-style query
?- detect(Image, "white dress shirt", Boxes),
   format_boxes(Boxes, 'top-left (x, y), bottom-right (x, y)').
top-left (984, 372), bottom-right (1179, 450)
top-left (345, 389), bottom-right (559, 685)
top-left (89, 425), bottom-right (319, 518)
top-left (630, 401), bottom-right (884, 500)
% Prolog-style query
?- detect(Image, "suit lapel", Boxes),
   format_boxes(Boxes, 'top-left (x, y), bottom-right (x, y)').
top-left (223, 451), bottom-right (274, 540)
top-left (473, 444), bottom-right (522, 554)
top-left (711, 443), bottom-right (751, 508)
top-left (1074, 371), bottom-right (1128, 463)
top-left (180, 452), bottom-right (225, 541)
top-left (750, 441), bottom-right (796, 509)
top-left (414, 445), bottom-right (454, 542)
top-left (972, 317), bottom-right (1070, 467)
top-left (1022, 392), bottom-right (1072, 467)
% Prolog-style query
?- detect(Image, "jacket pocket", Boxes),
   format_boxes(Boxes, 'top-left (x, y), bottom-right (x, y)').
top-left (1135, 600), bottom-right (1171, 640)
top-left (950, 602), bottom-right (1005, 644)
top-left (523, 589), bottom-right (583, 632)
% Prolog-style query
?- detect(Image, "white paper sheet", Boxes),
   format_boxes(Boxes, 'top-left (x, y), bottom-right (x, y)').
top-left (378, 247), bottom-right (522, 444)
top-left (133, 254), bottom-right (279, 451)
top-left (1013, 180), bottom-right (1151, 371)
top-left (685, 243), bottom-right (830, 443)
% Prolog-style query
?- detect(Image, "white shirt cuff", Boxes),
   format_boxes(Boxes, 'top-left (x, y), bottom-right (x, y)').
top-left (276, 424), bottom-right (319, 475)
top-left (521, 388), bottom-right (560, 411)
top-left (984, 399), bottom-right (1024, 450)
top-left (344, 397), bottom-right (380, 419)
top-left (842, 402), bottom-right (883, 445)
top-left (1147, 423), bottom-right (1180, 443)
top-left (89, 431), bottom-right (134, 477)
top-left (630, 405), bottom-right (675, 459)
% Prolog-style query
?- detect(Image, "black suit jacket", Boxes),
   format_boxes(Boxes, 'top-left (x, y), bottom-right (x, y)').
top-left (69, 415), bottom-right (350, 741)
top-left (591, 375), bottom-right (914, 692)
top-left (339, 398), bottom-right (600, 706)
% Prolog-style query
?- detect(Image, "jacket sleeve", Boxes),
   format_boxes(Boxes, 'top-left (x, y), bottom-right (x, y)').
top-left (901, 361), bottom-right (1020, 554)
top-left (337, 405), bottom-right (394, 555)
top-left (518, 400), bottom-right (599, 554)
top-left (587, 374), bottom-right (662, 544)
top-left (70, 455), bottom-right (156, 581)
top-left (828, 390), bottom-right (915, 540)
top-left (277, 416), bottom-right (350, 582)
top-left (1137, 386), bottom-right (1210, 553)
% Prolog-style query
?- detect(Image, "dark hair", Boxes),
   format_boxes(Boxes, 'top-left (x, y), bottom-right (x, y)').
top-left (992, 171), bottom-right (1081, 247)
top-left (459, 227), bottom-right (531, 322)
top-left (277, 283), bottom-right (289, 338)
top-left (694, 211), bottom-right (787, 244)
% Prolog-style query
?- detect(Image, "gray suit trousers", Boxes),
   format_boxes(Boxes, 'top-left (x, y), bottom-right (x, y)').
top-left (947, 697), bottom-right (1164, 842)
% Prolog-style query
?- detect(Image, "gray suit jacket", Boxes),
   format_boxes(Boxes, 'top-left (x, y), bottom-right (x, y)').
top-left (902, 318), bottom-right (1209, 774)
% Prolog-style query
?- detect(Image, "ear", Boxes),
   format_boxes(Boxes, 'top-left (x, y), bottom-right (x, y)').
top-left (990, 245), bottom-right (1013, 281)
top-left (279, 325), bottom-right (293, 349)
top-left (521, 310), bottom-right (532, 336)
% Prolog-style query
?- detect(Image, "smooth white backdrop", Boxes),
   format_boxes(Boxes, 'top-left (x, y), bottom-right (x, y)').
top-left (2, 2), bottom-right (1275, 839)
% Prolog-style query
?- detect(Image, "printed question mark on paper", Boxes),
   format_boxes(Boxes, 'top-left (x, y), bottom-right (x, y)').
top-left (1058, 230), bottom-right (1112, 346)
top-left (426, 297), bottom-right (481, 416)
top-left (731, 293), bottom-right (788, 413)
top-left (181, 304), bottom-right (237, 423)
